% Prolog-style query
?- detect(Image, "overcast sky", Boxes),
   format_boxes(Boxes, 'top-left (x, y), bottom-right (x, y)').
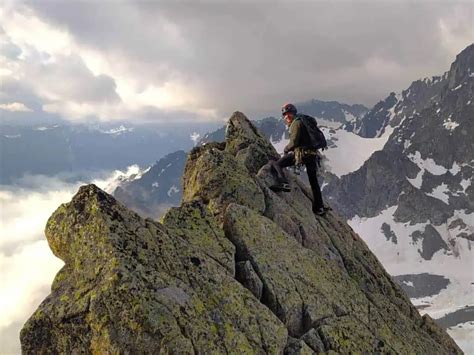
top-left (0, 0), bottom-right (472, 124)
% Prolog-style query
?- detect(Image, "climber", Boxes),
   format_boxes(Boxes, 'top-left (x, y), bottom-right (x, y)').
top-left (270, 103), bottom-right (328, 216)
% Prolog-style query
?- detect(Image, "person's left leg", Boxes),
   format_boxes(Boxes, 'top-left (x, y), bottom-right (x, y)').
top-left (270, 153), bottom-right (295, 191)
top-left (303, 155), bottom-right (324, 212)
top-left (273, 153), bottom-right (296, 184)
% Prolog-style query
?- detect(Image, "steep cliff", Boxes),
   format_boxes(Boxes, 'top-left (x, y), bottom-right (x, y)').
top-left (21, 112), bottom-right (461, 354)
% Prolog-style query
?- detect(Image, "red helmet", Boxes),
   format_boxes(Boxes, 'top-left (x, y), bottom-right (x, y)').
top-left (281, 103), bottom-right (297, 116)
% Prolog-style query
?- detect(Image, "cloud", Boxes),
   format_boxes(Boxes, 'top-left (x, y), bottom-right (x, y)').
top-left (1, 1), bottom-right (473, 123)
top-left (0, 4), bottom-right (217, 122)
top-left (0, 102), bottom-right (32, 112)
top-left (438, 5), bottom-right (474, 59)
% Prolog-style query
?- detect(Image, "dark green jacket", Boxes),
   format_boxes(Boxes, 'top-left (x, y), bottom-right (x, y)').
top-left (284, 115), bottom-right (312, 153)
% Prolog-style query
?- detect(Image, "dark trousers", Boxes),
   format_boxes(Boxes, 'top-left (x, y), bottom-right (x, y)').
top-left (273, 152), bottom-right (324, 211)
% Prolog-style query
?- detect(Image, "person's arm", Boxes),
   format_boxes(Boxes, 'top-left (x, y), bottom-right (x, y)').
top-left (284, 120), bottom-right (302, 153)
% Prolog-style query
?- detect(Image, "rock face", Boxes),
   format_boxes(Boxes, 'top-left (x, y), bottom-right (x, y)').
top-left (21, 112), bottom-right (462, 354)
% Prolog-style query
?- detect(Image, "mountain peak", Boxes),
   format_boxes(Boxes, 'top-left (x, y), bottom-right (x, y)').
top-left (21, 112), bottom-right (461, 354)
top-left (447, 43), bottom-right (474, 89)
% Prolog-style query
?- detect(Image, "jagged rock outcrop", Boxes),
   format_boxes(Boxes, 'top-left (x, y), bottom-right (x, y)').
top-left (21, 112), bottom-right (462, 354)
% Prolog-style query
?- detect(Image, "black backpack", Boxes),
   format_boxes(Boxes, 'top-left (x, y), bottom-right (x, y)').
top-left (297, 114), bottom-right (327, 150)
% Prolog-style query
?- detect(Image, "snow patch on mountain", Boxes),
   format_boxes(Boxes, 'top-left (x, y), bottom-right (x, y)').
top-left (342, 110), bottom-right (357, 123)
top-left (427, 183), bottom-right (450, 204)
top-left (459, 179), bottom-right (471, 193)
top-left (321, 126), bottom-right (393, 177)
top-left (99, 125), bottom-right (134, 135)
top-left (450, 162), bottom-right (461, 176)
top-left (449, 323), bottom-right (474, 355)
top-left (270, 131), bottom-right (288, 155)
top-left (317, 119), bottom-right (343, 129)
top-left (270, 125), bottom-right (394, 178)
top-left (402, 280), bottom-right (414, 287)
top-left (100, 165), bottom-right (150, 193)
top-left (349, 206), bottom-right (429, 271)
top-left (349, 206), bottom-right (473, 352)
top-left (408, 151), bottom-right (448, 175)
top-left (190, 132), bottom-right (201, 146)
top-left (167, 185), bottom-right (179, 197)
top-left (443, 119), bottom-right (460, 131)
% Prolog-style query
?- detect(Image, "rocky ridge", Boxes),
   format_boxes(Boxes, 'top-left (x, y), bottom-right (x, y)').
top-left (21, 112), bottom-right (462, 354)
top-left (345, 72), bottom-right (448, 138)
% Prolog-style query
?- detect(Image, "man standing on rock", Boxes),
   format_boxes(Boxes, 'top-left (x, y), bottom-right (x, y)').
top-left (271, 103), bottom-right (328, 216)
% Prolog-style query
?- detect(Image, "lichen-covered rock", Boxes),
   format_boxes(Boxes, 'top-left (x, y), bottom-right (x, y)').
top-left (284, 337), bottom-right (314, 355)
top-left (21, 185), bottom-right (287, 354)
top-left (235, 260), bottom-right (263, 300)
top-left (225, 112), bottom-right (279, 160)
top-left (182, 141), bottom-right (265, 216)
top-left (21, 111), bottom-right (462, 354)
top-left (162, 200), bottom-right (235, 274)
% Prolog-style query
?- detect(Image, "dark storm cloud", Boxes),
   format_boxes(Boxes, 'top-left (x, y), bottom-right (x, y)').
top-left (16, 1), bottom-right (474, 117)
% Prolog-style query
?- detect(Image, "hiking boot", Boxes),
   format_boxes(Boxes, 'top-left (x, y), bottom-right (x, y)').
top-left (313, 207), bottom-right (327, 216)
top-left (270, 183), bottom-right (291, 192)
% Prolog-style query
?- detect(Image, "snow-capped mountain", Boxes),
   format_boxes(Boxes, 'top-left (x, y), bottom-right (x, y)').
top-left (345, 73), bottom-right (449, 138)
top-left (324, 44), bottom-right (474, 350)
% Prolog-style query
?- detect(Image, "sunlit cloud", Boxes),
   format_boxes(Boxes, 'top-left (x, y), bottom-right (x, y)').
top-left (0, 3), bottom-right (217, 123)
top-left (0, 102), bottom-right (32, 112)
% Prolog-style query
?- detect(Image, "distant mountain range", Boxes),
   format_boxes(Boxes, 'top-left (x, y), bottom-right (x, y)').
top-left (0, 122), bottom-right (213, 184)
